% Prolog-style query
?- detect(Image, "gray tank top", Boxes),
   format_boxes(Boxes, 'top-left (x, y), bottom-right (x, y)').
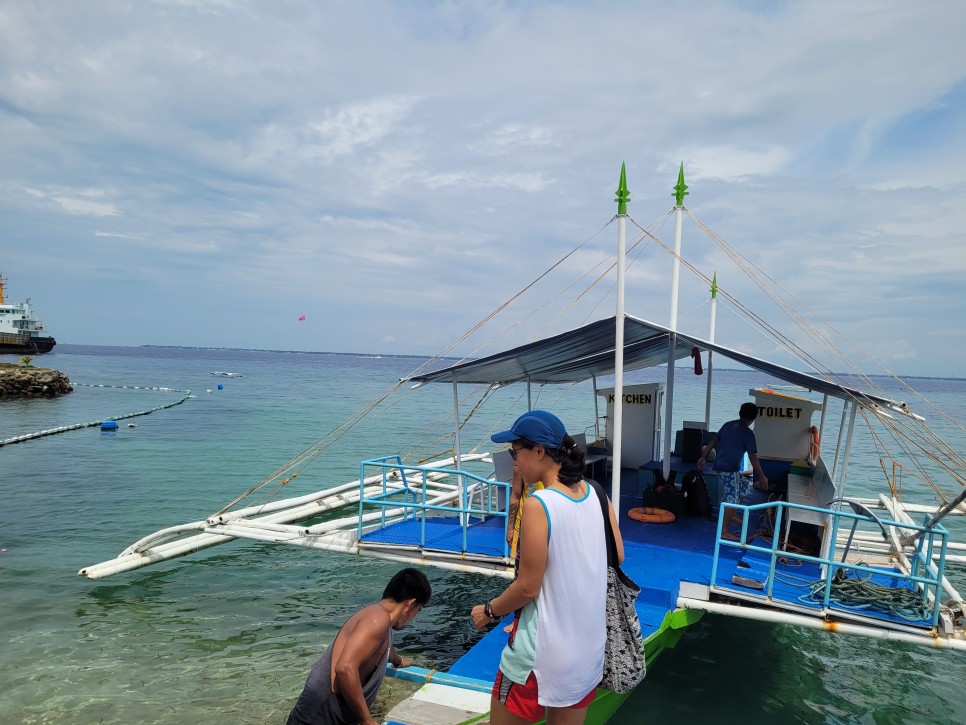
top-left (286, 627), bottom-right (389, 725)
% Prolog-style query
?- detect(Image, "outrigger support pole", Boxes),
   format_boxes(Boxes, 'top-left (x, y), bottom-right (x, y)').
top-left (902, 487), bottom-right (966, 547)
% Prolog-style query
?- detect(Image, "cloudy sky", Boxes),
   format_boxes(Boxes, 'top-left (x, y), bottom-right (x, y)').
top-left (2, 0), bottom-right (965, 378)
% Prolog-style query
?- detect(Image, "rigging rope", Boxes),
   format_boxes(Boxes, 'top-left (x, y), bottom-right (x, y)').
top-left (217, 201), bottom-right (965, 518)
top-left (627, 209), bottom-right (966, 505)
top-left (212, 218), bottom-right (622, 515)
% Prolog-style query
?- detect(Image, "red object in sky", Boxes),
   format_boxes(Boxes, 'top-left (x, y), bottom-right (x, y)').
top-left (298, 315), bottom-right (306, 321)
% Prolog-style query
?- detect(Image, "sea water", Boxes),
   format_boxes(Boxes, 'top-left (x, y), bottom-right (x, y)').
top-left (1, 345), bottom-right (964, 724)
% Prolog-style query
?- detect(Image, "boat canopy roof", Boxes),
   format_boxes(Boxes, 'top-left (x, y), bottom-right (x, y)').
top-left (409, 315), bottom-right (903, 410)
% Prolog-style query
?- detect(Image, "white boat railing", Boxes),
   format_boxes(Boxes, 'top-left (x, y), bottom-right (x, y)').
top-left (709, 499), bottom-right (954, 631)
top-left (358, 456), bottom-right (511, 556)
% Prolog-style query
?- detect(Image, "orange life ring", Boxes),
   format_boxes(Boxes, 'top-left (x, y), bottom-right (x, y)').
top-left (809, 425), bottom-right (820, 461)
top-left (628, 506), bottom-right (675, 524)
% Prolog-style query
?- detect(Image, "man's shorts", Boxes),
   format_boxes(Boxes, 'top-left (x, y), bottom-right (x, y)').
top-left (718, 470), bottom-right (753, 504)
top-left (493, 669), bottom-right (596, 721)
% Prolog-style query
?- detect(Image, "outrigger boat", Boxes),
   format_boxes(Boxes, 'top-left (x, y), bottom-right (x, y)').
top-left (80, 166), bottom-right (966, 724)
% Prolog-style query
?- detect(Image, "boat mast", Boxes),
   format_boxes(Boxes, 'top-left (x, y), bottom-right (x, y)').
top-left (611, 164), bottom-right (630, 504)
top-left (662, 165), bottom-right (688, 481)
top-left (704, 273), bottom-right (717, 428)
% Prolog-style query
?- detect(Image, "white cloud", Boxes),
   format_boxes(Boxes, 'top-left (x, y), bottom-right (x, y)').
top-left (472, 124), bottom-right (557, 154)
top-left (52, 196), bottom-right (119, 217)
top-left (665, 146), bottom-right (793, 182)
top-left (308, 96), bottom-right (416, 157)
top-left (17, 186), bottom-right (120, 217)
top-left (1, 0), bottom-right (965, 377)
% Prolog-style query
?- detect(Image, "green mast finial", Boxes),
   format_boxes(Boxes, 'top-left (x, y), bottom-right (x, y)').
top-left (616, 162), bottom-right (630, 215)
top-left (673, 162), bottom-right (689, 206)
top-left (711, 272), bottom-right (718, 299)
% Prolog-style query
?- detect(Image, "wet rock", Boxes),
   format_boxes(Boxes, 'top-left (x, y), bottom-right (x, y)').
top-left (0, 365), bottom-right (73, 397)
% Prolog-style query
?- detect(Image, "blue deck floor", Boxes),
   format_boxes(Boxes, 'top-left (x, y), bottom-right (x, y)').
top-left (361, 469), bottom-right (932, 679)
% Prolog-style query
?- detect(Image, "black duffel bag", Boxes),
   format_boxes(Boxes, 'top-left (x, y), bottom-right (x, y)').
top-left (642, 484), bottom-right (685, 518)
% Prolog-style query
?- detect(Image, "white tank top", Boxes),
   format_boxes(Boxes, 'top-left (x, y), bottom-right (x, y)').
top-left (500, 482), bottom-right (608, 707)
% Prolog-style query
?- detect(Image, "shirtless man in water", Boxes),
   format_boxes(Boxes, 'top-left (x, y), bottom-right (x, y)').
top-left (287, 568), bottom-right (431, 725)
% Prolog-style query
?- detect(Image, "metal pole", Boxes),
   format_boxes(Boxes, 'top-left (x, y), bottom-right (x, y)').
top-left (452, 376), bottom-right (466, 526)
top-left (452, 376), bottom-right (462, 468)
top-left (822, 402), bottom-right (858, 565)
top-left (611, 164), bottom-right (630, 505)
top-left (663, 165), bottom-right (688, 481)
top-left (704, 273), bottom-right (717, 429)
top-left (592, 373), bottom-right (601, 441)
top-left (832, 400), bottom-right (849, 482)
top-left (837, 403), bottom-right (858, 498)
top-left (818, 393), bottom-right (829, 458)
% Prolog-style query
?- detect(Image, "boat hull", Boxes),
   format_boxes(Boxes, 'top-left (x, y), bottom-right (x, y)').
top-left (0, 333), bottom-right (56, 354)
top-left (568, 607), bottom-right (704, 725)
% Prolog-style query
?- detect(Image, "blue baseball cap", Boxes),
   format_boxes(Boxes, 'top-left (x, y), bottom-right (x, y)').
top-left (491, 410), bottom-right (567, 448)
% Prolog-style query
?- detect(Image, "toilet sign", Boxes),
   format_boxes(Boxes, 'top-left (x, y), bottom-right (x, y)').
top-left (749, 388), bottom-right (823, 460)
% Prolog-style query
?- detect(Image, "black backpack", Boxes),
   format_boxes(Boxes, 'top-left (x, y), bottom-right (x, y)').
top-left (642, 469), bottom-right (685, 517)
top-left (681, 470), bottom-right (712, 517)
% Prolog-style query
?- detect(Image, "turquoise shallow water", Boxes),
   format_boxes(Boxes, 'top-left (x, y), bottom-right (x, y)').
top-left (1, 345), bottom-right (965, 724)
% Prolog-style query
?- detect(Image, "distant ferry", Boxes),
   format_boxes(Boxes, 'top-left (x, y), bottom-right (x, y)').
top-left (0, 274), bottom-right (56, 355)
top-left (210, 371), bottom-right (242, 378)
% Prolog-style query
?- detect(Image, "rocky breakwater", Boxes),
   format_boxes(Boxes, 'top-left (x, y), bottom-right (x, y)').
top-left (0, 364), bottom-right (73, 397)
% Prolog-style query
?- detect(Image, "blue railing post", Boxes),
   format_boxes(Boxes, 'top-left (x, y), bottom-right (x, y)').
top-left (705, 498), bottom-right (951, 628)
top-left (710, 504), bottom-right (728, 587)
top-left (466, 476), bottom-right (470, 551)
top-left (765, 504), bottom-right (784, 599)
top-left (358, 460), bottom-right (366, 540)
top-left (933, 531), bottom-right (949, 628)
top-left (356, 457), bottom-right (512, 558)
top-left (822, 513), bottom-right (843, 607)
top-left (420, 469), bottom-right (427, 547)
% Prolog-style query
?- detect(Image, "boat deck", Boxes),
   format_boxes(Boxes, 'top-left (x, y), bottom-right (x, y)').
top-left (375, 472), bottom-right (934, 725)
top-left (361, 468), bottom-right (933, 651)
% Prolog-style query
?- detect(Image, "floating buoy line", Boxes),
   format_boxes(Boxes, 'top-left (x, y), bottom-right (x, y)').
top-left (0, 383), bottom-right (192, 447)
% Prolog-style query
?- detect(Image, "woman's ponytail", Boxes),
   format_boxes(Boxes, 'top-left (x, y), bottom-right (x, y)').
top-left (556, 433), bottom-right (586, 485)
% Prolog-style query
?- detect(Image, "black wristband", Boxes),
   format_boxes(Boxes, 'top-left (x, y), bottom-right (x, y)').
top-left (484, 601), bottom-right (498, 621)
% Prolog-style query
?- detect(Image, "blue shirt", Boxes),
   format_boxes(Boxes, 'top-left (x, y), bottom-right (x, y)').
top-left (712, 419), bottom-right (757, 473)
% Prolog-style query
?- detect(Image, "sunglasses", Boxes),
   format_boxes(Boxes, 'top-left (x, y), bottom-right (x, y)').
top-left (508, 443), bottom-right (533, 461)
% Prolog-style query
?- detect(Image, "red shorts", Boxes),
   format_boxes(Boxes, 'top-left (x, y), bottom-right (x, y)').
top-left (492, 669), bottom-right (596, 721)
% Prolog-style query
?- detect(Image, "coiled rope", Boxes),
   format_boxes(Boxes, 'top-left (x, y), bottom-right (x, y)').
top-left (803, 568), bottom-right (930, 622)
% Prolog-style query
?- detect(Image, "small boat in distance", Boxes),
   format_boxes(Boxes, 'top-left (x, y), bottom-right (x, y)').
top-left (210, 371), bottom-right (242, 378)
top-left (0, 274), bottom-right (56, 355)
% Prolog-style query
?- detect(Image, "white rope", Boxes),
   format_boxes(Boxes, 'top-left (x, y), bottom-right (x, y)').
top-left (0, 383), bottom-right (192, 447)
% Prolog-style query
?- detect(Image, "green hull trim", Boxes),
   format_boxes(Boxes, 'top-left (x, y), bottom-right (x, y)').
top-left (517, 607), bottom-right (705, 725)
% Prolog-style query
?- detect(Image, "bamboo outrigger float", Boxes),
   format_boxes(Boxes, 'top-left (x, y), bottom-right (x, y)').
top-left (81, 166), bottom-right (966, 723)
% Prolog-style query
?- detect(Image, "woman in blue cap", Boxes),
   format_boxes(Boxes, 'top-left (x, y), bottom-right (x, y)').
top-left (471, 410), bottom-right (624, 724)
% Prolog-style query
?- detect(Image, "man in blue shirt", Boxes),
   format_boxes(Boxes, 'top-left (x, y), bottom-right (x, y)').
top-left (697, 402), bottom-right (769, 541)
